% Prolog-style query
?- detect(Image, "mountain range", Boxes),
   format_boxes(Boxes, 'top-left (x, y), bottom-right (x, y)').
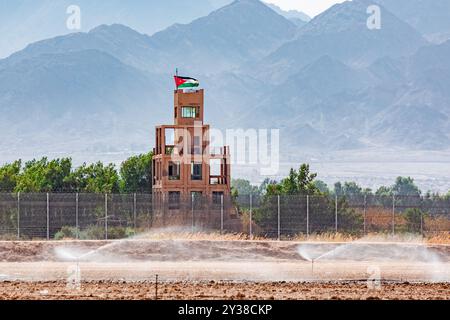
top-left (1, 0), bottom-right (450, 168)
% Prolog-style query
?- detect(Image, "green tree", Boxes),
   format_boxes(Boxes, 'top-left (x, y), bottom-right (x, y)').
top-left (333, 181), bottom-right (371, 197)
top-left (231, 179), bottom-right (259, 196)
top-left (15, 158), bottom-right (72, 192)
top-left (375, 185), bottom-right (392, 196)
top-left (0, 160), bottom-right (21, 192)
top-left (258, 178), bottom-right (276, 195)
top-left (392, 176), bottom-right (421, 196)
top-left (375, 177), bottom-right (421, 197)
top-left (119, 152), bottom-right (153, 193)
top-left (266, 164), bottom-right (319, 196)
top-left (314, 180), bottom-right (330, 194)
top-left (254, 164), bottom-right (365, 237)
top-left (403, 208), bottom-right (424, 233)
top-left (67, 162), bottom-right (120, 193)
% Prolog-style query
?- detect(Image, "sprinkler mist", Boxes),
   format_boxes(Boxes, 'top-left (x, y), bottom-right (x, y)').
top-left (297, 245), bottom-right (318, 279)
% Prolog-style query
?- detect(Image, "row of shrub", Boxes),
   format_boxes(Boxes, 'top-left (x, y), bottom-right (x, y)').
top-left (54, 225), bottom-right (136, 240)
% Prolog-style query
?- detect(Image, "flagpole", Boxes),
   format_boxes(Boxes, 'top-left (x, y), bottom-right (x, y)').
top-left (175, 68), bottom-right (179, 90)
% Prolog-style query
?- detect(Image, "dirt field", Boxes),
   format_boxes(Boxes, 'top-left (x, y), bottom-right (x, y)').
top-left (0, 238), bottom-right (449, 300)
top-left (0, 280), bottom-right (449, 300)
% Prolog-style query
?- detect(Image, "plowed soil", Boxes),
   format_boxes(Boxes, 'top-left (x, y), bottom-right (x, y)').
top-left (0, 239), bottom-right (449, 300)
top-left (0, 281), bottom-right (449, 300)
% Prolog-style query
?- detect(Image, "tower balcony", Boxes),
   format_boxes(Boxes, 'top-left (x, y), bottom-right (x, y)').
top-left (209, 175), bottom-right (228, 185)
top-left (209, 146), bottom-right (230, 159)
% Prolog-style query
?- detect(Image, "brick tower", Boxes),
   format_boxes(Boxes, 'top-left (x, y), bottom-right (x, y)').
top-left (152, 87), bottom-right (231, 204)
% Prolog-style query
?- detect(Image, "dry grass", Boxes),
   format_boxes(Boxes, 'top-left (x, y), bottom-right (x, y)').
top-left (292, 232), bottom-right (359, 242)
top-left (135, 229), bottom-right (450, 244)
top-left (426, 232), bottom-right (450, 245)
top-left (425, 216), bottom-right (450, 233)
top-left (138, 230), bottom-right (261, 241)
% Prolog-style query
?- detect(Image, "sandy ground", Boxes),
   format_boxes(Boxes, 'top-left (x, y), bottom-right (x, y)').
top-left (0, 281), bottom-right (449, 300)
top-left (0, 239), bottom-right (449, 299)
top-left (1, 260), bottom-right (449, 282)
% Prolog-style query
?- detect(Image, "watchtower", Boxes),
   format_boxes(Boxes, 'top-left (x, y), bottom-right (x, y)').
top-left (152, 88), bottom-right (231, 204)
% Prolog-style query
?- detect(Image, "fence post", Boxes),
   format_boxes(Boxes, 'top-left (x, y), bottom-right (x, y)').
top-left (363, 194), bottom-right (367, 235)
top-left (162, 193), bottom-right (165, 227)
top-left (149, 193), bottom-right (153, 231)
top-left (306, 195), bottom-right (310, 238)
top-left (277, 195), bottom-right (280, 241)
top-left (392, 195), bottom-right (395, 237)
top-left (17, 192), bottom-right (20, 240)
top-left (105, 194), bottom-right (108, 240)
top-left (76, 193), bottom-right (79, 240)
top-left (249, 194), bottom-right (253, 239)
top-left (191, 193), bottom-right (194, 233)
top-left (46, 193), bottom-right (50, 240)
top-left (335, 195), bottom-right (338, 234)
top-left (220, 194), bottom-right (224, 234)
top-left (420, 211), bottom-right (424, 237)
top-left (133, 193), bottom-right (137, 230)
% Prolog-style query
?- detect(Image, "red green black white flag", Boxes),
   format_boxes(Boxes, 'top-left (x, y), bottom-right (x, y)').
top-left (174, 76), bottom-right (200, 88)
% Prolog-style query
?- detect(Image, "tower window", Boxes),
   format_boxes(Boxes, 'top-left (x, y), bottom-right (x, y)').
top-left (191, 162), bottom-right (202, 181)
top-left (168, 161), bottom-right (180, 180)
top-left (193, 136), bottom-right (201, 155)
top-left (181, 106), bottom-right (199, 118)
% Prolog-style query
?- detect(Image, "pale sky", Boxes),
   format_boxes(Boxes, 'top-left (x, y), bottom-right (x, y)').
top-left (265, 0), bottom-right (349, 17)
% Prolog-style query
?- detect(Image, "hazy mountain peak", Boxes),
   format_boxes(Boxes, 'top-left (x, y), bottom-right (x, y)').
top-left (88, 24), bottom-right (152, 44)
top-left (374, 0), bottom-right (450, 43)
top-left (260, 0), bottom-right (427, 82)
top-left (90, 24), bottom-right (142, 35)
top-left (299, 0), bottom-right (407, 35)
top-left (208, 0), bottom-right (293, 19)
top-left (264, 2), bottom-right (311, 22)
top-left (1, 0), bottom-right (450, 165)
top-left (149, 0), bottom-right (297, 73)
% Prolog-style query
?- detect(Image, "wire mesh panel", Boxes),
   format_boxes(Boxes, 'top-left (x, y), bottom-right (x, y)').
top-left (308, 195), bottom-right (335, 235)
top-left (364, 194), bottom-right (395, 235)
top-left (0, 193), bottom-right (448, 240)
top-left (338, 195), bottom-right (365, 236)
top-left (0, 193), bottom-right (18, 239)
top-left (251, 195), bottom-right (278, 238)
top-left (393, 195), bottom-right (424, 235)
top-left (223, 195), bottom-right (240, 233)
top-left (49, 193), bottom-right (77, 240)
top-left (151, 194), bottom-right (192, 229)
top-left (422, 196), bottom-right (450, 237)
top-left (77, 193), bottom-right (106, 240)
top-left (279, 195), bottom-right (307, 239)
top-left (19, 193), bottom-right (47, 239)
top-left (106, 194), bottom-right (134, 239)
top-left (135, 193), bottom-right (152, 231)
top-left (234, 194), bottom-right (251, 234)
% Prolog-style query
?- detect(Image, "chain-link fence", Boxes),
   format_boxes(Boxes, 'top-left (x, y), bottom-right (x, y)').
top-left (232, 194), bottom-right (450, 239)
top-left (0, 193), bottom-right (449, 240)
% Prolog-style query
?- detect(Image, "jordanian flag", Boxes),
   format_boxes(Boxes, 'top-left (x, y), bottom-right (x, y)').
top-left (174, 76), bottom-right (200, 88)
